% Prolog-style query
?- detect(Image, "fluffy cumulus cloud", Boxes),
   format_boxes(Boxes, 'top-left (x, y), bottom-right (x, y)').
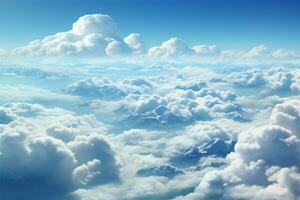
top-left (0, 103), bottom-right (119, 200)
top-left (146, 39), bottom-right (300, 61)
top-left (147, 39), bottom-right (222, 58)
top-left (177, 100), bottom-right (300, 200)
top-left (124, 33), bottom-right (146, 55)
top-left (2, 26), bottom-right (300, 200)
top-left (192, 44), bottom-right (221, 57)
top-left (116, 80), bottom-right (248, 127)
top-left (73, 115), bottom-right (245, 200)
top-left (63, 76), bottom-right (154, 100)
top-left (148, 37), bottom-right (195, 58)
top-left (146, 37), bottom-right (300, 61)
top-left (228, 67), bottom-right (300, 94)
top-left (13, 14), bottom-right (136, 57)
top-left (1, 12), bottom-right (298, 62)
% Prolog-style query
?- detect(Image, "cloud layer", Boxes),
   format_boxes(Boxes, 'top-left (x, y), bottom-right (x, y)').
top-left (0, 12), bottom-right (300, 200)
top-left (176, 100), bottom-right (300, 200)
top-left (1, 13), bottom-right (298, 62)
top-left (1, 62), bottom-right (300, 200)
top-left (0, 103), bottom-right (119, 200)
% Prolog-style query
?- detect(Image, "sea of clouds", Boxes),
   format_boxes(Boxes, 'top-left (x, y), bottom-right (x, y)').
top-left (0, 13), bottom-right (300, 200)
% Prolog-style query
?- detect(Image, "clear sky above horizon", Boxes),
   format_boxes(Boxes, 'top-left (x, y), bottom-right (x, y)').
top-left (0, 0), bottom-right (299, 50)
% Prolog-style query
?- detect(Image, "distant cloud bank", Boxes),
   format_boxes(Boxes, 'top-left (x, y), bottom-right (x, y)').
top-left (0, 13), bottom-right (296, 62)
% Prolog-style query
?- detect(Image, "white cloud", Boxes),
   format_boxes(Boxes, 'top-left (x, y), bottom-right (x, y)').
top-left (0, 103), bottom-right (119, 199)
top-left (13, 14), bottom-right (133, 57)
top-left (74, 119), bottom-right (242, 200)
top-left (272, 49), bottom-right (300, 59)
top-left (147, 39), bottom-right (300, 62)
top-left (69, 134), bottom-right (120, 186)
top-left (0, 84), bottom-right (79, 103)
top-left (117, 81), bottom-right (246, 127)
top-left (63, 76), bottom-right (154, 100)
top-left (243, 45), bottom-right (270, 58)
top-left (63, 77), bottom-right (127, 99)
top-left (2, 12), bottom-right (298, 62)
top-left (148, 37), bottom-right (194, 58)
top-left (124, 33), bottom-right (146, 55)
top-left (2, 45), bottom-right (300, 200)
top-left (192, 44), bottom-right (220, 57)
top-left (174, 170), bottom-right (227, 200)
top-left (221, 45), bottom-right (300, 62)
top-left (178, 99), bottom-right (300, 200)
top-left (71, 14), bottom-right (119, 37)
top-left (224, 100), bottom-right (300, 199)
top-left (229, 67), bottom-right (300, 94)
top-left (105, 40), bottom-right (131, 56)
top-left (221, 45), bottom-right (270, 60)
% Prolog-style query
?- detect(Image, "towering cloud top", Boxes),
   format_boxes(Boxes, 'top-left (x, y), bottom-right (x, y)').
top-left (13, 14), bottom-right (134, 57)
top-left (71, 14), bottom-right (119, 37)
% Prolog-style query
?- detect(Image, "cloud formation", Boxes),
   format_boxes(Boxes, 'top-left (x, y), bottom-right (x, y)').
top-left (2, 13), bottom-right (298, 62)
top-left (117, 81), bottom-right (246, 127)
top-left (177, 100), bottom-right (300, 200)
top-left (1, 22), bottom-right (300, 200)
top-left (13, 14), bottom-right (133, 57)
top-left (148, 37), bottom-right (195, 58)
top-left (0, 103), bottom-right (119, 200)
top-left (124, 33), bottom-right (146, 55)
top-left (147, 39), bottom-right (300, 61)
top-left (229, 67), bottom-right (300, 94)
top-left (192, 44), bottom-right (221, 57)
top-left (63, 77), bottom-right (153, 100)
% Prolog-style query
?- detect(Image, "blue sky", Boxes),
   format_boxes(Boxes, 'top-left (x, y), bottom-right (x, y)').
top-left (1, 0), bottom-right (299, 50)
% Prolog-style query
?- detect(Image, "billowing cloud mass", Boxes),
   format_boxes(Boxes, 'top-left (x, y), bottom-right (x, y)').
top-left (124, 33), bottom-right (146, 55)
top-left (0, 103), bottom-right (119, 200)
top-left (228, 67), bottom-right (300, 94)
top-left (175, 100), bottom-right (300, 200)
top-left (1, 60), bottom-right (300, 200)
top-left (1, 13), bottom-right (297, 62)
top-left (117, 82), bottom-right (247, 127)
top-left (148, 37), bottom-right (195, 58)
top-left (146, 40), bottom-right (300, 61)
top-left (63, 77), bottom-right (154, 100)
top-left (13, 14), bottom-right (133, 57)
top-left (1, 10), bottom-right (300, 200)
